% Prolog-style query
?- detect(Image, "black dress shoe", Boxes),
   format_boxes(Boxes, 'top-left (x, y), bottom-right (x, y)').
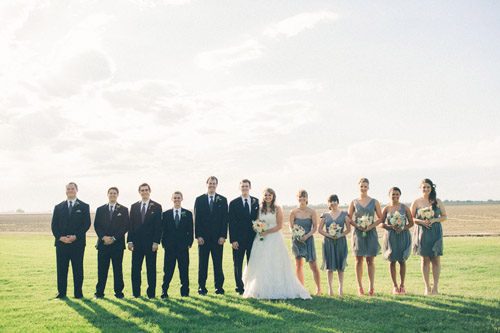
top-left (55, 294), bottom-right (66, 300)
top-left (148, 296), bottom-right (156, 300)
top-left (215, 289), bottom-right (225, 295)
top-left (161, 293), bottom-right (169, 299)
top-left (181, 294), bottom-right (189, 297)
top-left (115, 293), bottom-right (124, 299)
top-left (74, 294), bottom-right (84, 299)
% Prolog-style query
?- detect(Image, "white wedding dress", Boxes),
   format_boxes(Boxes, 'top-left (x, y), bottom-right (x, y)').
top-left (242, 211), bottom-right (312, 299)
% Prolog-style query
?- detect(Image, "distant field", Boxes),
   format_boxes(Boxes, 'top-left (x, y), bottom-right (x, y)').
top-left (2, 204), bottom-right (499, 236)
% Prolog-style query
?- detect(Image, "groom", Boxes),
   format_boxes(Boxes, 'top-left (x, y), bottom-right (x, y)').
top-left (229, 179), bottom-right (259, 295)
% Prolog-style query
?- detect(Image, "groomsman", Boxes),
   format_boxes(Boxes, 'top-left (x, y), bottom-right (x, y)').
top-left (127, 183), bottom-right (162, 299)
top-left (229, 179), bottom-right (260, 295)
top-left (94, 187), bottom-right (129, 299)
top-left (161, 191), bottom-right (193, 298)
top-left (194, 176), bottom-right (228, 295)
top-left (51, 182), bottom-right (91, 299)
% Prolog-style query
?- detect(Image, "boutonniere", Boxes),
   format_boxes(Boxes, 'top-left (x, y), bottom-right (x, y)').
top-left (216, 196), bottom-right (222, 202)
top-left (75, 201), bottom-right (80, 206)
top-left (181, 211), bottom-right (186, 217)
top-left (149, 202), bottom-right (154, 209)
top-left (252, 198), bottom-right (256, 205)
top-left (116, 204), bottom-right (121, 210)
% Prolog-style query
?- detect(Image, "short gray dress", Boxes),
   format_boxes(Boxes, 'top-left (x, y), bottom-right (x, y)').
top-left (351, 198), bottom-right (381, 257)
top-left (382, 205), bottom-right (412, 262)
top-left (412, 206), bottom-right (443, 257)
top-left (292, 218), bottom-right (317, 262)
top-left (321, 212), bottom-right (348, 272)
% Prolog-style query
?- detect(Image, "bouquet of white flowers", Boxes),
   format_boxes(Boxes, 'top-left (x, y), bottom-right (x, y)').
top-left (388, 210), bottom-right (406, 234)
top-left (356, 214), bottom-right (373, 237)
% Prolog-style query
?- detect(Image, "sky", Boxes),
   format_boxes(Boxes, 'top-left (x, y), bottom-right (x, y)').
top-left (1, 0), bottom-right (499, 212)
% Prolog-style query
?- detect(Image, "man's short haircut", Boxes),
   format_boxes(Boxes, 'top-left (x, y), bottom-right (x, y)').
top-left (138, 183), bottom-right (151, 191)
top-left (206, 176), bottom-right (218, 184)
top-left (240, 179), bottom-right (251, 187)
top-left (67, 182), bottom-right (78, 190)
top-left (173, 191), bottom-right (183, 198)
top-left (108, 187), bottom-right (119, 194)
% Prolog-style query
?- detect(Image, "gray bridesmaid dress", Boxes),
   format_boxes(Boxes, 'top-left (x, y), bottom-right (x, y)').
top-left (351, 199), bottom-right (381, 257)
top-left (321, 212), bottom-right (348, 272)
top-left (412, 206), bottom-right (443, 257)
top-left (292, 218), bottom-right (317, 262)
top-left (382, 205), bottom-right (412, 262)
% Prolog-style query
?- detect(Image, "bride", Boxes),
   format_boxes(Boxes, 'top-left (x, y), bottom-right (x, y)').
top-left (242, 188), bottom-right (312, 299)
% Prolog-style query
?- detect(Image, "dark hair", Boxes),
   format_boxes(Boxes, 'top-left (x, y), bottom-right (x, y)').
top-left (172, 191), bottom-right (183, 198)
top-left (358, 178), bottom-right (369, 185)
top-left (328, 194), bottom-right (339, 203)
top-left (297, 189), bottom-right (308, 205)
top-left (261, 188), bottom-right (277, 214)
top-left (138, 183), bottom-right (151, 191)
top-left (388, 187), bottom-right (401, 195)
top-left (240, 179), bottom-right (251, 187)
top-left (206, 176), bottom-right (218, 184)
top-left (66, 182), bottom-right (78, 190)
top-left (108, 187), bottom-right (119, 194)
top-left (421, 178), bottom-right (437, 209)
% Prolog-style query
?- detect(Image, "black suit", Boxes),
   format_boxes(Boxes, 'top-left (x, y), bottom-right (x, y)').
top-left (94, 203), bottom-right (129, 298)
top-left (229, 196), bottom-right (259, 293)
top-left (127, 200), bottom-right (162, 298)
top-left (161, 208), bottom-right (193, 296)
top-left (51, 199), bottom-right (91, 298)
top-left (194, 193), bottom-right (228, 293)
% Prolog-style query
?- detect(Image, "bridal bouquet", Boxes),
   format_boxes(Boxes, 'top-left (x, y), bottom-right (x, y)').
top-left (418, 207), bottom-right (434, 220)
top-left (388, 211), bottom-right (406, 234)
top-left (356, 214), bottom-right (373, 237)
top-left (253, 219), bottom-right (269, 241)
top-left (292, 224), bottom-right (306, 246)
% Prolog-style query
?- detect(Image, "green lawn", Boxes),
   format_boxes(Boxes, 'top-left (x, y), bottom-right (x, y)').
top-left (0, 235), bottom-right (499, 332)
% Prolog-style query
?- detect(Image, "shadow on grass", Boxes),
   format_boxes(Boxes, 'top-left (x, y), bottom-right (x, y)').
top-left (63, 293), bottom-right (500, 332)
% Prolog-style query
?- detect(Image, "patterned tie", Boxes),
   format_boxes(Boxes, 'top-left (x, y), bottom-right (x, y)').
top-left (175, 210), bottom-right (180, 228)
top-left (109, 205), bottom-right (113, 220)
top-left (244, 198), bottom-right (249, 216)
top-left (209, 196), bottom-right (214, 214)
top-left (141, 203), bottom-right (146, 223)
top-left (69, 201), bottom-right (73, 216)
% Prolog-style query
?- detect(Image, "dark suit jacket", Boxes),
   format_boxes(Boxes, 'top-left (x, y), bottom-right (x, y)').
top-left (194, 193), bottom-right (228, 242)
top-left (127, 200), bottom-right (162, 250)
top-left (229, 196), bottom-right (260, 244)
top-left (94, 203), bottom-right (130, 250)
top-left (51, 199), bottom-right (91, 247)
top-left (161, 208), bottom-right (193, 251)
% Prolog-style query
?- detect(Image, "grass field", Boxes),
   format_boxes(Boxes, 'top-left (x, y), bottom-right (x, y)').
top-left (1, 233), bottom-right (500, 332)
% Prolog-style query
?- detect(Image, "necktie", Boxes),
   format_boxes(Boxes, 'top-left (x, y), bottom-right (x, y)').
top-left (209, 196), bottom-right (214, 213)
top-left (141, 203), bottom-right (146, 223)
top-left (244, 198), bottom-right (249, 216)
top-left (69, 201), bottom-right (73, 216)
top-left (175, 210), bottom-right (180, 228)
top-left (109, 205), bottom-right (113, 220)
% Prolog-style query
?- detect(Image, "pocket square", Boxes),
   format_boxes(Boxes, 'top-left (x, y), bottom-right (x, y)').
top-left (117, 213), bottom-right (122, 216)
top-left (76, 210), bottom-right (82, 213)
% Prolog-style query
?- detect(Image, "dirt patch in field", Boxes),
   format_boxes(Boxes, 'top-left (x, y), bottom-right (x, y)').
top-left (1, 205), bottom-right (499, 236)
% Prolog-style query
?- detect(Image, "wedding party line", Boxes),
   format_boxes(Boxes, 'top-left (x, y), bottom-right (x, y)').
top-left (51, 176), bottom-right (447, 300)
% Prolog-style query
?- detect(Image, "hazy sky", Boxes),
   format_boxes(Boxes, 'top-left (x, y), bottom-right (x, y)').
top-left (1, 0), bottom-right (499, 212)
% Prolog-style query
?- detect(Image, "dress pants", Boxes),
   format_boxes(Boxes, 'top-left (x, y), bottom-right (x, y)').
top-left (95, 246), bottom-right (124, 297)
top-left (131, 247), bottom-right (157, 298)
top-left (232, 241), bottom-right (253, 293)
top-left (56, 243), bottom-right (85, 297)
top-left (198, 241), bottom-right (224, 292)
top-left (162, 247), bottom-right (189, 296)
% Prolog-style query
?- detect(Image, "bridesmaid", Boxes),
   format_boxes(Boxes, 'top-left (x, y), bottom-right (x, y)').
top-left (289, 189), bottom-right (321, 296)
top-left (318, 194), bottom-right (351, 296)
top-left (411, 178), bottom-right (447, 295)
top-left (380, 187), bottom-right (414, 295)
top-left (348, 178), bottom-right (383, 296)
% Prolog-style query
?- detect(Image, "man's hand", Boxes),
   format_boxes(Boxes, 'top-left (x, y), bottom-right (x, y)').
top-left (128, 242), bottom-right (134, 251)
top-left (68, 235), bottom-right (77, 243)
top-left (232, 241), bottom-right (239, 250)
top-left (103, 236), bottom-right (114, 245)
top-left (218, 237), bottom-right (225, 245)
top-left (197, 237), bottom-right (205, 245)
top-left (59, 236), bottom-right (72, 244)
top-left (152, 243), bottom-right (158, 252)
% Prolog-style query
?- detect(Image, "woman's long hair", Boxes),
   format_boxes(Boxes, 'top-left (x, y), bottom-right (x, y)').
top-left (422, 178), bottom-right (438, 210)
top-left (261, 188), bottom-right (277, 214)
